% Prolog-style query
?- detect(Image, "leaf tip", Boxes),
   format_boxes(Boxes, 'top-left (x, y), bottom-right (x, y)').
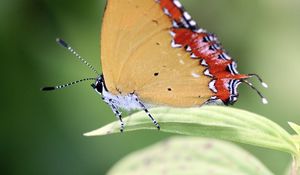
top-left (288, 121), bottom-right (300, 135)
top-left (83, 132), bottom-right (94, 137)
top-left (288, 121), bottom-right (294, 126)
top-left (83, 129), bottom-right (105, 137)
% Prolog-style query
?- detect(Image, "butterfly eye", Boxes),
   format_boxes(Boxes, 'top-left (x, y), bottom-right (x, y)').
top-left (94, 81), bottom-right (103, 94)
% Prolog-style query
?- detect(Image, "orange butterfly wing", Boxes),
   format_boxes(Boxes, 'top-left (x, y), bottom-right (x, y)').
top-left (100, 0), bottom-right (213, 107)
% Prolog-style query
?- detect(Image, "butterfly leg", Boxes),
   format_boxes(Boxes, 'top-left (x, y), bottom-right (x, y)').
top-left (105, 99), bottom-right (125, 132)
top-left (91, 83), bottom-right (124, 132)
top-left (135, 97), bottom-right (160, 130)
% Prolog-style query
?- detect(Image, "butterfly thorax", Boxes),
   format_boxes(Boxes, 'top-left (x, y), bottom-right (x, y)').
top-left (91, 75), bottom-right (143, 111)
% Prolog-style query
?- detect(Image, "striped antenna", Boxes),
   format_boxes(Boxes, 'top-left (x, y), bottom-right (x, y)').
top-left (56, 38), bottom-right (99, 75)
top-left (41, 78), bottom-right (97, 91)
top-left (242, 80), bottom-right (268, 104)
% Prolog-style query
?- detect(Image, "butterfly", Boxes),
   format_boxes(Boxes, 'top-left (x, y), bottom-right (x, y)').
top-left (42, 0), bottom-right (267, 132)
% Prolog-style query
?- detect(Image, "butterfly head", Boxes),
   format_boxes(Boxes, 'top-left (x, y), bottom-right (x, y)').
top-left (91, 75), bottom-right (106, 94)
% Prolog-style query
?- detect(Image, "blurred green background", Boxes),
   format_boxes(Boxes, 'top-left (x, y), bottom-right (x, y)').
top-left (1, 0), bottom-right (300, 174)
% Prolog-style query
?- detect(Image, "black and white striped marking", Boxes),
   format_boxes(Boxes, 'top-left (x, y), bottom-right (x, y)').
top-left (171, 40), bottom-right (182, 48)
top-left (183, 11), bottom-right (191, 20)
top-left (218, 52), bottom-right (231, 60)
top-left (227, 62), bottom-right (239, 75)
top-left (227, 79), bottom-right (241, 104)
top-left (209, 80), bottom-right (217, 93)
top-left (160, 0), bottom-right (200, 30)
top-left (228, 79), bottom-right (241, 96)
top-left (190, 53), bottom-right (197, 58)
top-left (186, 46), bottom-right (192, 52)
top-left (203, 33), bottom-right (218, 42)
top-left (200, 59), bottom-right (208, 66)
top-left (209, 43), bottom-right (221, 51)
top-left (204, 69), bottom-right (213, 77)
top-left (169, 31), bottom-right (176, 37)
top-left (163, 8), bottom-right (171, 16)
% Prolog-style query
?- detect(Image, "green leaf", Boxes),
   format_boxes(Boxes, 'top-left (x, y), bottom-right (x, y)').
top-left (84, 106), bottom-right (299, 155)
top-left (289, 122), bottom-right (300, 135)
top-left (107, 137), bottom-right (274, 175)
top-left (288, 122), bottom-right (300, 153)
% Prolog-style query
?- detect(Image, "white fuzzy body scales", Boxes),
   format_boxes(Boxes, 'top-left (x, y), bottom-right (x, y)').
top-left (101, 90), bottom-right (143, 111)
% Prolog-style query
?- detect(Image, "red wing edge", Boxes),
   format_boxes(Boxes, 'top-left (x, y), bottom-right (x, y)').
top-left (156, 0), bottom-right (267, 105)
